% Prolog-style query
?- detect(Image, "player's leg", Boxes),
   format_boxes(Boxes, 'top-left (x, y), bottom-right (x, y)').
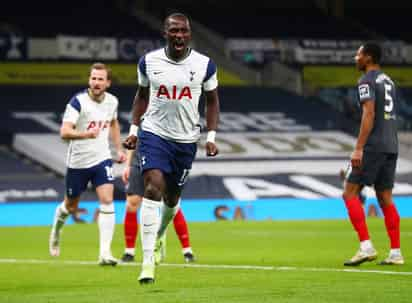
top-left (122, 162), bottom-right (145, 262)
top-left (95, 183), bottom-right (117, 265)
top-left (376, 190), bottom-right (403, 265)
top-left (94, 159), bottom-right (117, 266)
top-left (122, 194), bottom-right (142, 262)
top-left (138, 168), bottom-right (165, 283)
top-left (342, 156), bottom-right (378, 266)
top-left (49, 167), bottom-right (86, 257)
top-left (375, 153), bottom-right (403, 265)
top-left (157, 142), bottom-right (196, 242)
top-left (49, 195), bottom-right (80, 257)
top-left (173, 206), bottom-right (195, 262)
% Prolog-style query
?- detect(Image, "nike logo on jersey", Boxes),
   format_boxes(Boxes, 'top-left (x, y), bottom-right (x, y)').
top-left (153, 71), bottom-right (163, 75)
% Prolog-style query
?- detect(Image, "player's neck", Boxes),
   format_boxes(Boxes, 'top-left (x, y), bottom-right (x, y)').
top-left (365, 64), bottom-right (380, 73)
top-left (87, 89), bottom-right (105, 103)
top-left (165, 47), bottom-right (190, 62)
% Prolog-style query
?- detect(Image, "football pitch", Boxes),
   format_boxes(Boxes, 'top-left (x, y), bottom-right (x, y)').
top-left (0, 219), bottom-right (411, 303)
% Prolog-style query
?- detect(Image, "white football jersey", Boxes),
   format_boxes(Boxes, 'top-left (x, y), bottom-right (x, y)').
top-left (138, 48), bottom-right (218, 143)
top-left (62, 89), bottom-right (119, 168)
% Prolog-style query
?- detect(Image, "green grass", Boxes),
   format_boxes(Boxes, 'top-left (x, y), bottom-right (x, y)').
top-left (0, 219), bottom-right (411, 302)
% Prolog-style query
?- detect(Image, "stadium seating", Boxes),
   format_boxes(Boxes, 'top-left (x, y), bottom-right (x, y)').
top-left (2, 1), bottom-right (161, 38)
top-left (143, 3), bottom-right (370, 39)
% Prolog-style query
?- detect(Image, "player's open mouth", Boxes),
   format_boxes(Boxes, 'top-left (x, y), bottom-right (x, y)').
top-left (174, 41), bottom-right (185, 51)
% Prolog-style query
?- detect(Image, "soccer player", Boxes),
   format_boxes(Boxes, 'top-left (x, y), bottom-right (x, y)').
top-left (121, 148), bottom-right (196, 263)
top-left (49, 63), bottom-right (126, 266)
top-left (123, 13), bottom-right (220, 284)
top-left (343, 43), bottom-right (404, 266)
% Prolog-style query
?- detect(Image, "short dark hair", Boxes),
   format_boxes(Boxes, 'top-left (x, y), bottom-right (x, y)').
top-left (164, 12), bottom-right (190, 29)
top-left (362, 42), bottom-right (382, 64)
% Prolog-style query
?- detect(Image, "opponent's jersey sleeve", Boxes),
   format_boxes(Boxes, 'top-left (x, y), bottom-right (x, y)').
top-left (137, 55), bottom-right (149, 87)
top-left (358, 73), bottom-right (376, 104)
top-left (62, 96), bottom-right (81, 124)
top-left (203, 59), bottom-right (218, 91)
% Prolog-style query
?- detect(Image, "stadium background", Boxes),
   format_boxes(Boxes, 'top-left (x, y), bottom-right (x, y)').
top-left (1, 0), bottom-right (412, 225)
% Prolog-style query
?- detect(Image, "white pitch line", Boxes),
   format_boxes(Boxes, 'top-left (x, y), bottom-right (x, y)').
top-left (0, 258), bottom-right (411, 276)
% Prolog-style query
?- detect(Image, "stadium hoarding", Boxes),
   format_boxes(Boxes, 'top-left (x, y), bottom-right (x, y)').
top-left (0, 31), bottom-right (26, 60)
top-left (0, 63), bottom-right (245, 86)
top-left (0, 63), bottom-right (137, 85)
top-left (304, 65), bottom-right (412, 87)
top-left (57, 35), bottom-right (118, 60)
top-left (226, 38), bottom-right (410, 66)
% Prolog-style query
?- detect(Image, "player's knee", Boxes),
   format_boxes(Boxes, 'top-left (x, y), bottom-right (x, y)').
top-left (126, 195), bottom-right (142, 211)
top-left (144, 183), bottom-right (162, 201)
top-left (99, 196), bottom-right (113, 205)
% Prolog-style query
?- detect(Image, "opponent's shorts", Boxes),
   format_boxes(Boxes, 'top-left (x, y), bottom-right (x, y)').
top-left (138, 130), bottom-right (197, 188)
top-left (125, 164), bottom-right (144, 196)
top-left (347, 152), bottom-right (397, 191)
top-left (65, 159), bottom-right (114, 198)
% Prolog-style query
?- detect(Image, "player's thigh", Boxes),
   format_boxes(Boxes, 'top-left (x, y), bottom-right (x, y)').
top-left (138, 131), bottom-right (173, 174)
top-left (96, 183), bottom-right (114, 204)
top-left (374, 153), bottom-right (397, 191)
top-left (347, 151), bottom-right (383, 187)
top-left (65, 167), bottom-right (91, 198)
top-left (126, 164), bottom-right (144, 196)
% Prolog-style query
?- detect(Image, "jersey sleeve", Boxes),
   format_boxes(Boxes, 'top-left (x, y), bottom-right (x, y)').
top-left (62, 96), bottom-right (81, 124)
top-left (358, 74), bottom-right (376, 103)
top-left (203, 59), bottom-right (218, 91)
top-left (137, 55), bottom-right (149, 87)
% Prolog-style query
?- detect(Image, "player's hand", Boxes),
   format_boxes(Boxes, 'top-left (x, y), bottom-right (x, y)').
top-left (85, 127), bottom-right (100, 138)
top-left (350, 149), bottom-right (363, 169)
top-left (122, 135), bottom-right (137, 150)
top-left (122, 166), bottom-right (130, 184)
top-left (206, 142), bottom-right (218, 157)
top-left (116, 150), bottom-right (127, 163)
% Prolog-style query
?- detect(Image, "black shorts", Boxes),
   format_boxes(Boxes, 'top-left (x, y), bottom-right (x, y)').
top-left (347, 152), bottom-right (397, 191)
top-left (125, 164), bottom-right (144, 196)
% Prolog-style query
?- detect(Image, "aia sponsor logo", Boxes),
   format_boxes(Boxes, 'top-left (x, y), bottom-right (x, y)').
top-left (156, 85), bottom-right (192, 100)
top-left (86, 120), bottom-right (110, 130)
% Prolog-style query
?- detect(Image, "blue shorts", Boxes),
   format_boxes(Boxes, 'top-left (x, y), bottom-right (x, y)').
top-left (65, 159), bottom-right (114, 198)
top-left (138, 131), bottom-right (197, 187)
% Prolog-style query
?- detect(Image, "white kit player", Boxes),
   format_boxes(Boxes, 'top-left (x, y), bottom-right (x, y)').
top-left (49, 63), bottom-right (126, 265)
top-left (123, 13), bottom-right (220, 284)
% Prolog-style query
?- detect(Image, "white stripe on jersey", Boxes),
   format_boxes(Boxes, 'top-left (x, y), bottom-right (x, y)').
top-left (138, 48), bottom-right (218, 143)
top-left (62, 90), bottom-right (119, 169)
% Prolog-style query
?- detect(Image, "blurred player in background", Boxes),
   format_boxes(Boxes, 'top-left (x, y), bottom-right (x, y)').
top-left (123, 13), bottom-right (220, 284)
top-left (121, 148), bottom-right (196, 263)
top-left (49, 63), bottom-right (126, 265)
top-left (342, 43), bottom-right (404, 266)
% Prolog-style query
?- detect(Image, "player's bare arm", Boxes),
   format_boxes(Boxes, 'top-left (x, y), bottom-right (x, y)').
top-left (204, 88), bottom-right (220, 157)
top-left (110, 119), bottom-right (126, 163)
top-left (352, 99), bottom-right (375, 168)
top-left (122, 149), bottom-right (136, 184)
top-left (123, 86), bottom-right (150, 150)
top-left (60, 121), bottom-right (100, 140)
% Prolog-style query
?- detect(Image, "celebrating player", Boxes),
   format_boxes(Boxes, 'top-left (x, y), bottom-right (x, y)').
top-left (121, 148), bottom-right (196, 263)
top-left (343, 43), bottom-right (404, 266)
top-left (49, 63), bottom-right (126, 265)
top-left (123, 13), bottom-right (220, 284)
